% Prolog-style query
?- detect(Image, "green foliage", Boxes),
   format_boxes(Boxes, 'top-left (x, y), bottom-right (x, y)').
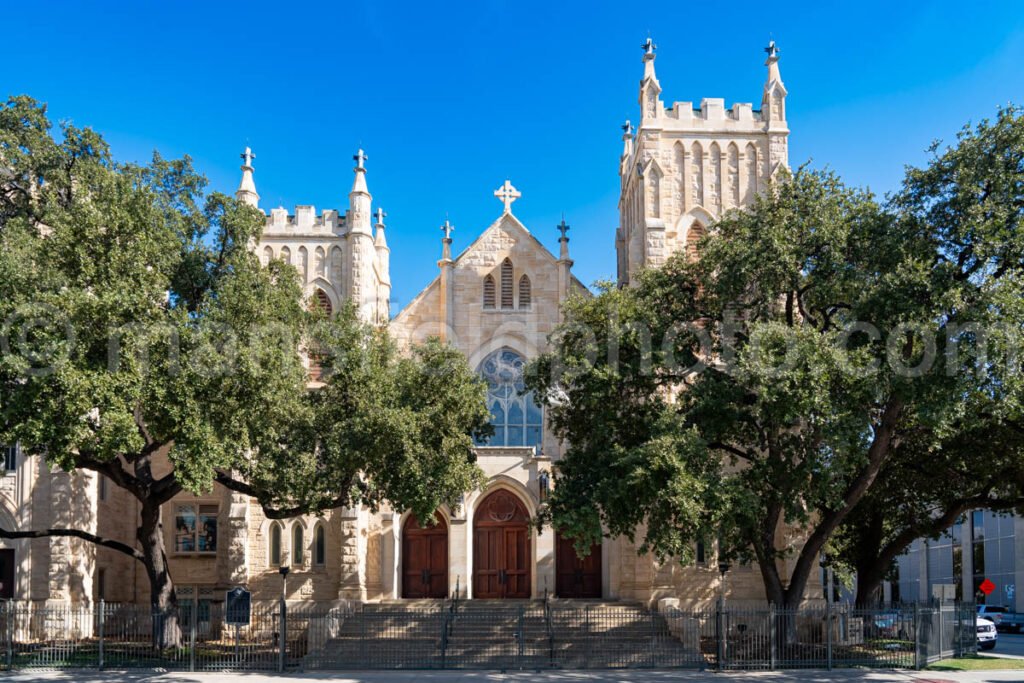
top-left (0, 96), bottom-right (489, 571)
top-left (530, 107), bottom-right (1024, 605)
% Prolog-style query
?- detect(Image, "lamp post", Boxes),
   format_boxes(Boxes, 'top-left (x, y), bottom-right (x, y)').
top-left (717, 559), bottom-right (731, 669)
top-left (278, 565), bottom-right (290, 672)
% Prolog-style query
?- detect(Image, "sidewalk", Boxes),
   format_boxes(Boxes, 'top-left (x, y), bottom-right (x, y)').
top-left (3, 671), bottom-right (1024, 683)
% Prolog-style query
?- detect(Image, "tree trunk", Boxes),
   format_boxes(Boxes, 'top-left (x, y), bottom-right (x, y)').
top-left (138, 501), bottom-right (181, 649)
top-left (856, 565), bottom-right (886, 608)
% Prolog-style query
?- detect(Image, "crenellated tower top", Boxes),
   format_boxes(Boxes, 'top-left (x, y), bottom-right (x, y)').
top-left (617, 39), bottom-right (790, 286)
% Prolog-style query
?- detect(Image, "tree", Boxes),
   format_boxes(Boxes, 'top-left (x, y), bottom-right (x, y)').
top-left (529, 106), bottom-right (1024, 614)
top-left (0, 97), bottom-right (490, 646)
top-left (831, 105), bottom-right (1024, 605)
top-left (830, 415), bottom-right (1024, 606)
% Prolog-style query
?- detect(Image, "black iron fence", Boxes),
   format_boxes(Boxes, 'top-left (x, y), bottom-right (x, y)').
top-left (0, 599), bottom-right (976, 672)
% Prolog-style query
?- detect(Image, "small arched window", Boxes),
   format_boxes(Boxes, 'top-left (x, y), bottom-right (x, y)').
top-left (262, 246), bottom-right (274, 266)
top-left (500, 259), bottom-right (514, 310)
top-left (269, 523), bottom-right (283, 566)
top-left (280, 246), bottom-right (291, 266)
top-left (687, 222), bottom-right (706, 262)
top-left (314, 524), bottom-right (326, 566)
top-left (292, 524), bottom-right (304, 566)
top-left (518, 275), bottom-right (531, 310)
top-left (483, 275), bottom-right (496, 310)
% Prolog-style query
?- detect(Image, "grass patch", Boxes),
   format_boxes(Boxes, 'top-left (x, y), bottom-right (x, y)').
top-left (927, 656), bottom-right (1024, 671)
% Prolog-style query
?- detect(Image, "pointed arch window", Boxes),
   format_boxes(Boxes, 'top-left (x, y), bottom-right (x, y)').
top-left (518, 275), bottom-right (531, 310)
top-left (314, 523), bottom-right (326, 566)
top-left (269, 523), bottom-right (283, 567)
top-left (483, 275), bottom-right (496, 309)
top-left (500, 259), bottom-right (514, 309)
top-left (314, 288), bottom-right (333, 316)
top-left (262, 246), bottom-right (274, 266)
top-left (280, 246), bottom-right (291, 266)
top-left (474, 349), bottom-right (543, 448)
top-left (292, 524), bottom-right (304, 566)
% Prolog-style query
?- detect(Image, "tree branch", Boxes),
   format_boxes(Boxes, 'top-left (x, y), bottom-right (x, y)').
top-left (0, 527), bottom-right (144, 563)
top-left (214, 471), bottom-right (352, 520)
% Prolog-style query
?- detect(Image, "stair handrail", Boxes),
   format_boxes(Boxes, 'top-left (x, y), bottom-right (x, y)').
top-left (543, 587), bottom-right (555, 665)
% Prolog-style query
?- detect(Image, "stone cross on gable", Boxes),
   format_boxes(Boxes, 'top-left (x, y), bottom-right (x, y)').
top-left (374, 207), bottom-right (386, 226)
top-left (353, 148), bottom-right (368, 170)
top-left (494, 180), bottom-right (521, 214)
top-left (642, 37), bottom-right (656, 56)
top-left (557, 217), bottom-right (570, 241)
top-left (765, 40), bottom-right (779, 59)
top-left (440, 219), bottom-right (455, 240)
top-left (240, 147), bottom-right (255, 167)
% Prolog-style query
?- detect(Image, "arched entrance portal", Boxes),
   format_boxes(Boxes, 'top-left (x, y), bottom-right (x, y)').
top-left (473, 490), bottom-right (531, 599)
top-left (555, 533), bottom-right (601, 599)
top-left (402, 512), bottom-right (448, 599)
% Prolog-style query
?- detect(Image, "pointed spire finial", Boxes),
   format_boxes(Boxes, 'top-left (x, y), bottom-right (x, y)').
top-left (353, 148), bottom-right (368, 171)
top-left (764, 39), bottom-right (779, 60)
top-left (622, 119), bottom-right (633, 136)
top-left (642, 37), bottom-right (656, 59)
top-left (374, 207), bottom-right (386, 227)
top-left (494, 180), bottom-right (521, 214)
top-left (557, 216), bottom-right (570, 241)
top-left (236, 146), bottom-right (259, 207)
top-left (440, 219), bottom-right (455, 241)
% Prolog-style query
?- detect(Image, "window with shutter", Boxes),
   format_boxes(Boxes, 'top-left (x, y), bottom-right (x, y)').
top-left (687, 223), bottom-right (706, 262)
top-left (500, 259), bottom-right (514, 309)
top-left (483, 275), bottom-right (496, 309)
top-left (518, 275), bottom-right (531, 309)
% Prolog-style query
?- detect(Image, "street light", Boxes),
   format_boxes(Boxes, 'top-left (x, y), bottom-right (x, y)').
top-left (279, 565), bottom-right (290, 601)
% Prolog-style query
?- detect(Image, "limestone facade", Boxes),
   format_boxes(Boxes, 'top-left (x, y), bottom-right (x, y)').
top-left (617, 39), bottom-right (788, 285)
top-left (1, 41), bottom-right (817, 611)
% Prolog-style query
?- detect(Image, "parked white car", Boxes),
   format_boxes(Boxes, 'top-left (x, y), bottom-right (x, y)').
top-left (977, 616), bottom-right (998, 650)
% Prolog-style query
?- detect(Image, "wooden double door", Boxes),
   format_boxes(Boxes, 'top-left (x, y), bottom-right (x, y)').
top-left (555, 533), bottom-right (602, 599)
top-left (0, 550), bottom-right (13, 600)
top-left (473, 490), bottom-right (531, 599)
top-left (402, 513), bottom-right (448, 599)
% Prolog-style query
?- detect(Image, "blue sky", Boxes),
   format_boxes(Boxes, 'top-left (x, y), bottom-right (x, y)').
top-left (5, 1), bottom-right (1023, 311)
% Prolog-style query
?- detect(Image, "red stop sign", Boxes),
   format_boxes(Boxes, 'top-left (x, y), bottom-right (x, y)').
top-left (979, 578), bottom-right (996, 596)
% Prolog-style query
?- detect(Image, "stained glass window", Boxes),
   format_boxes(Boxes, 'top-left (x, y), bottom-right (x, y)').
top-left (475, 349), bottom-right (543, 448)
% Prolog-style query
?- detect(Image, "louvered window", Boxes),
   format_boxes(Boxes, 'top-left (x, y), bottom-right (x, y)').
top-left (309, 289), bottom-right (332, 381)
top-left (314, 289), bottom-right (333, 315)
top-left (687, 223), bottom-right (706, 262)
top-left (500, 259), bottom-right (514, 309)
top-left (483, 275), bottom-right (496, 309)
top-left (518, 275), bottom-right (531, 309)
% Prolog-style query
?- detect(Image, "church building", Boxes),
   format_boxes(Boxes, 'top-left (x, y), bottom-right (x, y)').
top-left (0, 41), bottom-right (800, 611)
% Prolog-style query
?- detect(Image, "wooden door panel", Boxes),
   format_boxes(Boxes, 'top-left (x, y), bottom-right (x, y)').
top-left (555, 533), bottom-right (601, 599)
top-left (473, 528), bottom-right (502, 598)
top-left (504, 528), bottom-right (530, 598)
top-left (428, 535), bottom-right (448, 597)
top-left (473, 490), bottom-right (532, 599)
top-left (0, 550), bottom-right (13, 600)
top-left (403, 513), bottom-right (448, 599)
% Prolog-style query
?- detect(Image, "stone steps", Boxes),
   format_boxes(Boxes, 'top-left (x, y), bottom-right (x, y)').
top-left (304, 600), bottom-right (697, 670)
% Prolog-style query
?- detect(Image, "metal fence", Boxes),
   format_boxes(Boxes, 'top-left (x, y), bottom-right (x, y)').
top-left (0, 599), bottom-right (976, 672)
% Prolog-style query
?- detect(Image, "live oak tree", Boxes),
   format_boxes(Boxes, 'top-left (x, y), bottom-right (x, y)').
top-left (831, 106), bottom-right (1024, 605)
top-left (529, 106), bottom-right (1024, 613)
top-left (829, 415), bottom-right (1024, 606)
top-left (0, 97), bottom-right (490, 647)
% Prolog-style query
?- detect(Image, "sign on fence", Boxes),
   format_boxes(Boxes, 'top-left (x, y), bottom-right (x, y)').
top-left (225, 587), bottom-right (251, 625)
